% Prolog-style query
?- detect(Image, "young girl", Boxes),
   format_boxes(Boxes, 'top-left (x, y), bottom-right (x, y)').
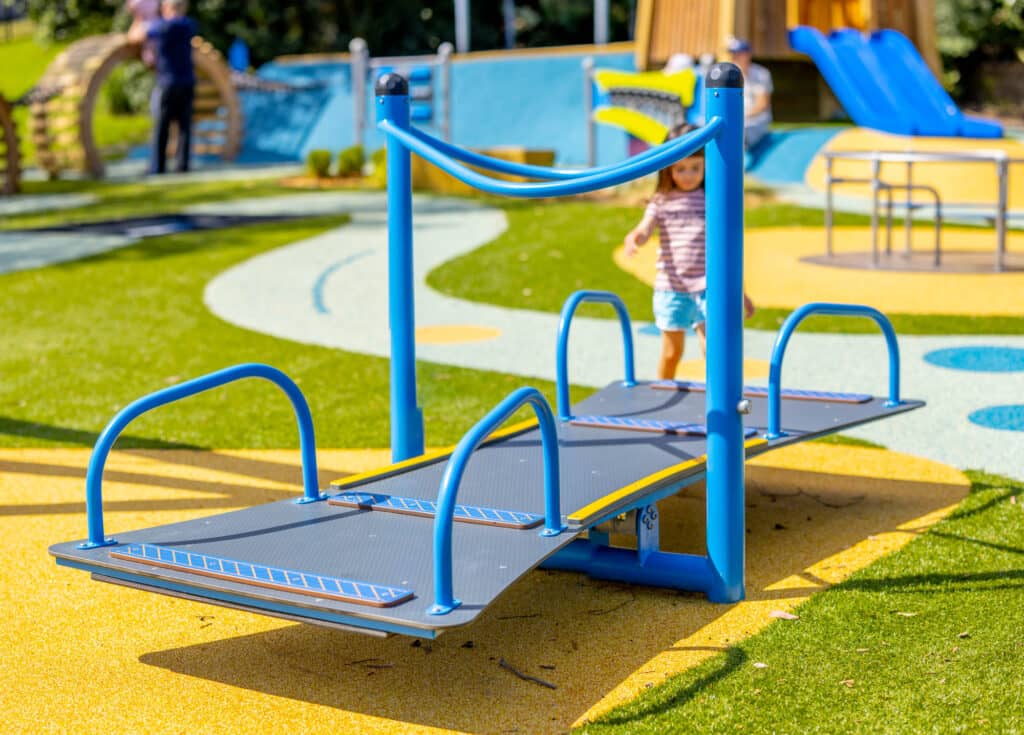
top-left (624, 124), bottom-right (754, 380)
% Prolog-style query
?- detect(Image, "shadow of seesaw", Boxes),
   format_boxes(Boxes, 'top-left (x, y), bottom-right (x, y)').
top-left (132, 444), bottom-right (970, 735)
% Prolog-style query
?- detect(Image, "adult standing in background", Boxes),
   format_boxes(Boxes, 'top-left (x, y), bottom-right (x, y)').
top-left (727, 38), bottom-right (773, 148)
top-left (147, 0), bottom-right (197, 174)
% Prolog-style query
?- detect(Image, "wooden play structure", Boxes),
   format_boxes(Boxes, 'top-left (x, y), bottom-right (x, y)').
top-left (634, 0), bottom-right (940, 72)
top-left (31, 33), bottom-right (242, 178)
top-left (0, 93), bottom-right (20, 195)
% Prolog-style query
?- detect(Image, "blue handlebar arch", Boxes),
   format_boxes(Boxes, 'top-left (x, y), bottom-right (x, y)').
top-left (430, 387), bottom-right (563, 615)
top-left (767, 302), bottom-right (902, 439)
top-left (79, 363), bottom-right (322, 549)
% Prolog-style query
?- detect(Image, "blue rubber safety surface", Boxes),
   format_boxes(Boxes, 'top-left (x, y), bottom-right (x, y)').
top-left (924, 346), bottom-right (1024, 373)
top-left (328, 492), bottom-right (544, 529)
top-left (652, 380), bottom-right (873, 404)
top-left (745, 127), bottom-right (842, 185)
top-left (968, 405), bottom-right (1024, 432)
top-left (110, 543), bottom-right (415, 607)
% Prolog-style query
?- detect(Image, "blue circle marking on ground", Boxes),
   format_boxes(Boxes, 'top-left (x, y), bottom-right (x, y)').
top-left (923, 346), bottom-right (1024, 372)
top-left (968, 405), bottom-right (1024, 432)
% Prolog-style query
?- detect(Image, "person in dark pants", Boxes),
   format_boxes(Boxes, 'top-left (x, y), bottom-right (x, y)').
top-left (147, 0), bottom-right (197, 174)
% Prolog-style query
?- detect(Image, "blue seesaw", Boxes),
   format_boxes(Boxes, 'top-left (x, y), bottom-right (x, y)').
top-left (50, 66), bottom-right (923, 638)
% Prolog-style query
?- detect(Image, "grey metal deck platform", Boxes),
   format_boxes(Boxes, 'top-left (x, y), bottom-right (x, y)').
top-left (50, 381), bottom-right (923, 637)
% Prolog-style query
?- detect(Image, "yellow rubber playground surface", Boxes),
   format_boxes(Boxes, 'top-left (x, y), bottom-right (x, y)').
top-left (3, 445), bottom-right (967, 734)
top-left (618, 226), bottom-right (1024, 316)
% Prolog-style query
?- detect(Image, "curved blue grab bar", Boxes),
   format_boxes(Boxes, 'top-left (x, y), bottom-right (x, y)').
top-left (405, 125), bottom-right (719, 183)
top-left (79, 363), bottom-right (322, 549)
top-left (379, 116), bottom-right (723, 198)
top-left (556, 290), bottom-right (636, 421)
top-left (430, 386), bottom-right (563, 614)
top-left (767, 303), bottom-right (901, 439)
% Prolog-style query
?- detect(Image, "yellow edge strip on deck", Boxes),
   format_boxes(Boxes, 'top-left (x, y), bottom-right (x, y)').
top-left (329, 419), bottom-right (540, 489)
top-left (568, 438), bottom-right (769, 525)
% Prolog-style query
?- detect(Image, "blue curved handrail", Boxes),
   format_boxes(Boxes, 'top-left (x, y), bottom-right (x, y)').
top-left (429, 387), bottom-right (563, 614)
top-left (379, 117), bottom-right (723, 198)
top-left (556, 290), bottom-right (636, 421)
top-left (405, 125), bottom-right (719, 182)
top-left (78, 363), bottom-right (323, 549)
top-left (767, 303), bottom-right (901, 439)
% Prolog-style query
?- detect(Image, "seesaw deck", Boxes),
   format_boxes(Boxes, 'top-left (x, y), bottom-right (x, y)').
top-left (50, 381), bottom-right (923, 637)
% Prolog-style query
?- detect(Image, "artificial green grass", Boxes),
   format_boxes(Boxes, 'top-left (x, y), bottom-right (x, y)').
top-left (0, 215), bottom-right (589, 449)
top-left (578, 470), bottom-right (1024, 734)
top-left (427, 199), bottom-right (1024, 335)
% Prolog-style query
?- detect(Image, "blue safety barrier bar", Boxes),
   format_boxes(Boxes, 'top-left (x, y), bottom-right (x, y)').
top-left (766, 303), bottom-right (902, 439)
top-left (79, 363), bottom-right (322, 550)
top-left (377, 116), bottom-right (723, 198)
top-left (403, 125), bottom-right (723, 182)
top-left (556, 290), bottom-right (636, 422)
top-left (429, 387), bottom-right (564, 615)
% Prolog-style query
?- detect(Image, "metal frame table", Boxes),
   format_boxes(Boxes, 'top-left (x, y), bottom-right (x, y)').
top-left (824, 149), bottom-right (1022, 272)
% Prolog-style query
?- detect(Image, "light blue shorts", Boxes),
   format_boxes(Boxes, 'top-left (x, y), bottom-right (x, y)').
top-left (653, 289), bottom-right (707, 332)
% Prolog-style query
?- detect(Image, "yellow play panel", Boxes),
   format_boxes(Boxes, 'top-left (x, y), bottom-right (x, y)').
top-left (416, 325), bottom-right (502, 345)
top-left (616, 227), bottom-right (1024, 316)
top-left (1, 445), bottom-right (968, 734)
top-left (804, 128), bottom-right (1024, 209)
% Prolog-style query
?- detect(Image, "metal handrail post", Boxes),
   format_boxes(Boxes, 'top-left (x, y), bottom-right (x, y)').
top-left (825, 154), bottom-right (834, 257)
top-left (870, 157), bottom-right (881, 267)
top-left (996, 157), bottom-right (1009, 272)
top-left (583, 57), bottom-right (596, 168)
top-left (438, 42), bottom-right (454, 141)
top-left (703, 63), bottom-right (746, 604)
top-left (377, 75), bottom-right (424, 462)
top-left (349, 38), bottom-right (368, 150)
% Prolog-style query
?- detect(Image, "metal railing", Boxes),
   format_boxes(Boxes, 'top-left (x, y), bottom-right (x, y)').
top-left (429, 387), bottom-right (563, 614)
top-left (766, 303), bottom-right (901, 440)
top-left (78, 364), bottom-right (322, 549)
top-left (824, 149), bottom-right (1022, 272)
top-left (555, 290), bottom-right (636, 421)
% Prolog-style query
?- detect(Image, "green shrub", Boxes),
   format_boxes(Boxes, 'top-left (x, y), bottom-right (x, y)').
top-left (368, 146), bottom-right (387, 186)
top-left (103, 61), bottom-right (154, 116)
top-left (306, 149), bottom-right (333, 178)
top-left (336, 144), bottom-right (365, 177)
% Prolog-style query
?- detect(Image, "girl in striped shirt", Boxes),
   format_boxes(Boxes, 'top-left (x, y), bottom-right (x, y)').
top-left (624, 124), bottom-right (754, 379)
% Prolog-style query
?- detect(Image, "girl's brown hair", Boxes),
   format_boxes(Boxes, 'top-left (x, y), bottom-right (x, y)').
top-left (655, 123), bottom-right (705, 193)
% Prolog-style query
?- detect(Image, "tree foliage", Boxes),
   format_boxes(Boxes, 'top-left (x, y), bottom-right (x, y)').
top-left (28, 0), bottom-right (634, 64)
top-left (935, 0), bottom-right (1024, 100)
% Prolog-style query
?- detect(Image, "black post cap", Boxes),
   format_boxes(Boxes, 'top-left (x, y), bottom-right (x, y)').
top-left (375, 73), bottom-right (408, 96)
top-left (706, 62), bottom-right (744, 89)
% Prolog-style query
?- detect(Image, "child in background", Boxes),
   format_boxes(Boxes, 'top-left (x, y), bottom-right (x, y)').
top-left (624, 123), bottom-right (754, 380)
top-left (126, 0), bottom-right (159, 65)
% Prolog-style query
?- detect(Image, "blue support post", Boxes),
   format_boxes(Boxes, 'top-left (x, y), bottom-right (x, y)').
top-left (377, 73), bottom-right (424, 462)
top-left (703, 64), bottom-right (746, 603)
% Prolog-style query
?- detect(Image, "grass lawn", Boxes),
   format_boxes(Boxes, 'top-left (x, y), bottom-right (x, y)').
top-left (428, 198), bottom-right (1024, 335)
top-left (579, 470), bottom-right (1024, 734)
top-left (0, 213), bottom-right (590, 449)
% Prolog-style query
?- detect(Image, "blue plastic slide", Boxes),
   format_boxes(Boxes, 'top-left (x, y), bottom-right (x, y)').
top-left (789, 26), bottom-right (1002, 139)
